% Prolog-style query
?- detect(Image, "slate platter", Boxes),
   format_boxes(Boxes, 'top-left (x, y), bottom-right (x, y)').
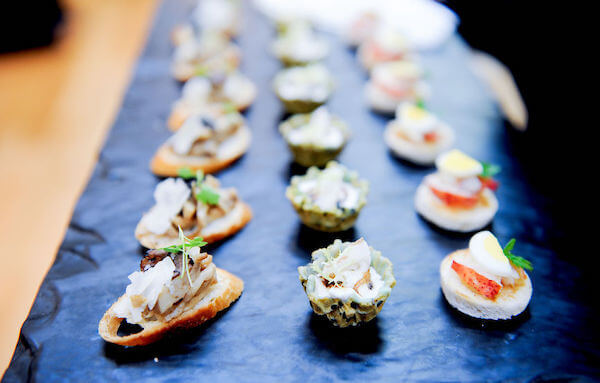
top-left (3, 0), bottom-right (599, 382)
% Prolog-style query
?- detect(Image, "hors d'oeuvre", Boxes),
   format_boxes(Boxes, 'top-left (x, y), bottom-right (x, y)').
top-left (440, 231), bottom-right (533, 320)
top-left (168, 73), bottom-right (256, 130)
top-left (151, 112), bottom-right (251, 177)
top-left (172, 32), bottom-right (241, 82)
top-left (191, 0), bottom-right (241, 38)
top-left (135, 173), bottom-right (252, 249)
top-left (279, 106), bottom-right (350, 167)
top-left (358, 28), bottom-right (410, 70)
top-left (384, 101), bottom-right (454, 165)
top-left (99, 235), bottom-right (243, 346)
top-left (286, 161), bottom-right (368, 232)
top-left (415, 149), bottom-right (500, 232)
top-left (298, 238), bottom-right (395, 327)
top-left (273, 64), bottom-right (334, 114)
top-left (271, 21), bottom-right (329, 67)
top-left (345, 11), bottom-right (380, 48)
top-left (365, 60), bottom-right (428, 114)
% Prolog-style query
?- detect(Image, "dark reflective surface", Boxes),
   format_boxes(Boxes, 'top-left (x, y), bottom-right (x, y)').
top-left (3, 0), bottom-right (599, 382)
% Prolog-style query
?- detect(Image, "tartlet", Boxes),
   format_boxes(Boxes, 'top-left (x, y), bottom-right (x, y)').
top-left (273, 64), bottom-right (334, 113)
top-left (415, 149), bottom-right (500, 232)
top-left (384, 102), bottom-right (454, 165)
top-left (151, 112), bottom-right (251, 177)
top-left (440, 231), bottom-right (533, 320)
top-left (279, 106), bottom-right (350, 166)
top-left (99, 237), bottom-right (243, 346)
top-left (168, 73), bottom-right (256, 130)
top-left (286, 161), bottom-right (368, 232)
top-left (365, 60), bottom-right (429, 114)
top-left (271, 21), bottom-right (329, 66)
top-left (298, 238), bottom-right (396, 327)
top-left (135, 175), bottom-right (252, 249)
top-left (171, 31), bottom-right (241, 82)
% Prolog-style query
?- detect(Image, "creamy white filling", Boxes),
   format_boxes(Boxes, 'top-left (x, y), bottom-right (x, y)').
top-left (313, 239), bottom-right (384, 300)
top-left (169, 115), bottom-right (214, 155)
top-left (286, 107), bottom-right (344, 148)
top-left (277, 65), bottom-right (331, 102)
top-left (141, 178), bottom-right (191, 235)
top-left (425, 172), bottom-right (482, 198)
top-left (298, 178), bottom-right (359, 211)
top-left (182, 77), bottom-right (212, 105)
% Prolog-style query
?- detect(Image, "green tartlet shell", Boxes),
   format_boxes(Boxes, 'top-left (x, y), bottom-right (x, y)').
top-left (273, 69), bottom-right (334, 114)
top-left (279, 113), bottom-right (350, 167)
top-left (285, 162), bottom-right (368, 232)
top-left (298, 239), bottom-right (396, 327)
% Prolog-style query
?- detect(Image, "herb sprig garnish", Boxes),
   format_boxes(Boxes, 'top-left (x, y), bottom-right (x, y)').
top-left (503, 238), bottom-right (533, 271)
top-left (480, 162), bottom-right (501, 179)
top-left (160, 227), bottom-right (207, 285)
top-left (415, 99), bottom-right (426, 110)
top-left (176, 168), bottom-right (220, 206)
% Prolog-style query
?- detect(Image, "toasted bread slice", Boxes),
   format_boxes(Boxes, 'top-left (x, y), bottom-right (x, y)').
top-left (414, 183), bottom-right (498, 232)
top-left (384, 121), bottom-right (454, 165)
top-left (99, 268), bottom-right (243, 346)
top-left (150, 125), bottom-right (251, 177)
top-left (135, 201), bottom-right (252, 249)
top-left (440, 250), bottom-right (532, 320)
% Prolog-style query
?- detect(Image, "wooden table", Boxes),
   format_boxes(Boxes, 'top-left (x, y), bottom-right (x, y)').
top-left (0, 0), bottom-right (158, 373)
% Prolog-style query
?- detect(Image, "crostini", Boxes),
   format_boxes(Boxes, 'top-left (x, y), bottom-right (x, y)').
top-left (99, 235), bottom-right (243, 346)
top-left (271, 20), bottom-right (329, 67)
top-left (286, 161), bottom-right (368, 232)
top-left (365, 60), bottom-right (428, 114)
top-left (151, 112), bottom-right (251, 176)
top-left (414, 149), bottom-right (500, 232)
top-left (358, 28), bottom-right (410, 70)
top-left (168, 73), bottom-right (256, 130)
top-left (279, 106), bottom-right (350, 167)
top-left (440, 231), bottom-right (533, 320)
top-left (384, 101), bottom-right (454, 165)
top-left (171, 31), bottom-right (241, 82)
top-left (298, 238), bottom-right (395, 327)
top-left (135, 173), bottom-right (252, 249)
top-left (273, 64), bottom-right (334, 114)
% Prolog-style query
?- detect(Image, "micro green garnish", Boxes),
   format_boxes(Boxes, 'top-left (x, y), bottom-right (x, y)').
top-left (177, 167), bottom-right (195, 179)
top-left (503, 238), bottom-right (533, 271)
top-left (480, 162), bottom-right (501, 179)
top-left (415, 99), bottom-right (426, 110)
top-left (223, 101), bottom-right (237, 114)
top-left (195, 66), bottom-right (208, 77)
top-left (160, 227), bottom-right (207, 285)
top-left (191, 169), bottom-right (220, 205)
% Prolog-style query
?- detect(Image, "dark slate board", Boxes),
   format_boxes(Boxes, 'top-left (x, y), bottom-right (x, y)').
top-left (3, 0), bottom-right (599, 382)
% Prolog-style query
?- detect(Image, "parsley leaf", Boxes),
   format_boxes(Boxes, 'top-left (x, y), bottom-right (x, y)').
top-left (481, 162), bottom-right (501, 179)
top-left (503, 238), bottom-right (533, 271)
top-left (196, 185), bottom-right (220, 205)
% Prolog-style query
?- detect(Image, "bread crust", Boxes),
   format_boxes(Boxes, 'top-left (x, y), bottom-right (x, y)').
top-left (150, 125), bottom-right (251, 177)
top-left (440, 250), bottom-right (532, 320)
top-left (414, 183), bottom-right (498, 232)
top-left (384, 121), bottom-right (454, 165)
top-left (98, 268), bottom-right (243, 346)
top-left (135, 202), bottom-right (252, 249)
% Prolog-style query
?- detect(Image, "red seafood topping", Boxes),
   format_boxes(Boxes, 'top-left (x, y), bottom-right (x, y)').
top-left (478, 176), bottom-right (499, 191)
top-left (451, 260), bottom-right (501, 300)
top-left (429, 186), bottom-right (480, 208)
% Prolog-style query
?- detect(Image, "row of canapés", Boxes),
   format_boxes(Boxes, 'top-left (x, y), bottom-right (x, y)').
top-left (268, 16), bottom-right (533, 326)
top-left (97, 2), bottom-right (533, 347)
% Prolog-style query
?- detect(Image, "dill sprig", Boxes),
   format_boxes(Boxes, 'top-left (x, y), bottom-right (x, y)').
top-left (503, 238), bottom-right (533, 271)
top-left (480, 162), bottom-right (501, 179)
